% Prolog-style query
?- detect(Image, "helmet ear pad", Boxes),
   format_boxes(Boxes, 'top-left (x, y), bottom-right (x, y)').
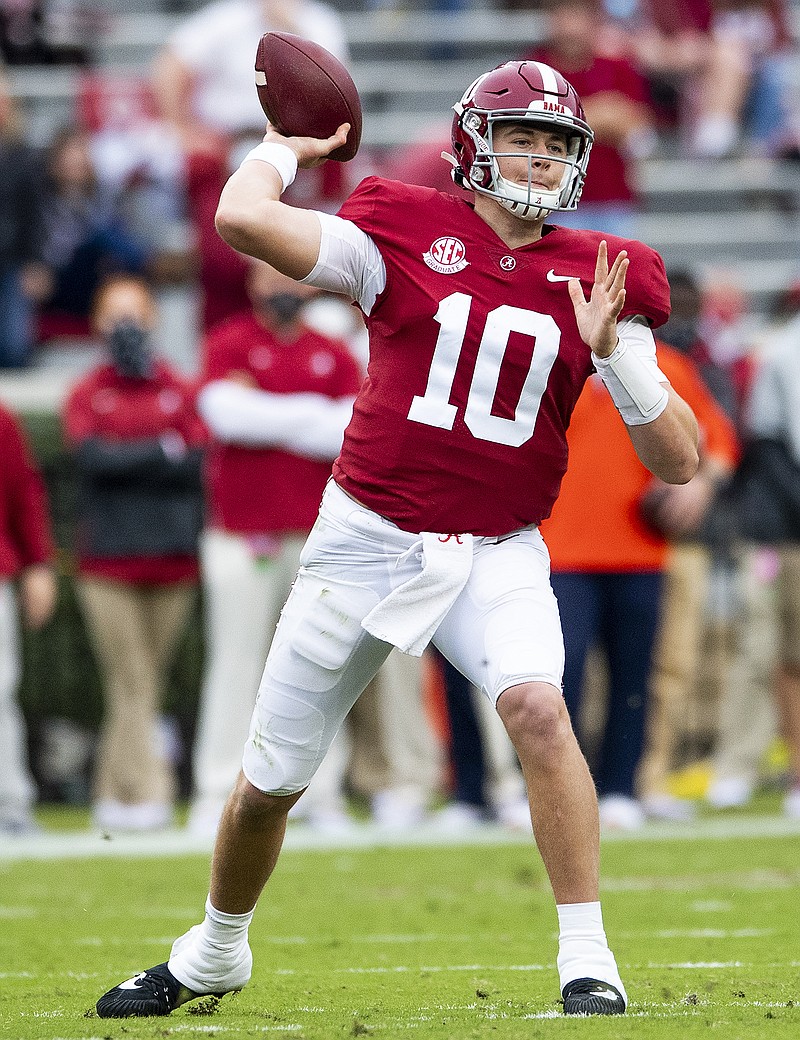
top-left (450, 60), bottom-right (593, 218)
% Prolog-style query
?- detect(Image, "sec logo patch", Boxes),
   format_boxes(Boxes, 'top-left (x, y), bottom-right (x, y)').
top-left (423, 236), bottom-right (469, 274)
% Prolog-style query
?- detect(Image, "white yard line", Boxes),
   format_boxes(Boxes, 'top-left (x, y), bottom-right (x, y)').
top-left (3, 813), bottom-right (800, 862)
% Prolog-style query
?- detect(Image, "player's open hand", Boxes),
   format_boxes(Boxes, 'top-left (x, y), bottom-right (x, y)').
top-left (262, 122), bottom-right (351, 169)
top-left (568, 240), bottom-right (629, 358)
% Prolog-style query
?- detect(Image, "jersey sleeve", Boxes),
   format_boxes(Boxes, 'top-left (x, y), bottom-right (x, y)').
top-left (300, 209), bottom-right (386, 314)
top-left (619, 238), bottom-right (671, 329)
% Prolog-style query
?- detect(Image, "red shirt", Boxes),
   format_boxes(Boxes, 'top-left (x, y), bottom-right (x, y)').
top-left (530, 49), bottom-right (650, 205)
top-left (202, 314), bottom-right (362, 534)
top-left (186, 150), bottom-right (251, 333)
top-left (333, 177), bottom-right (669, 536)
top-left (63, 361), bottom-right (204, 584)
top-left (0, 403), bottom-right (54, 579)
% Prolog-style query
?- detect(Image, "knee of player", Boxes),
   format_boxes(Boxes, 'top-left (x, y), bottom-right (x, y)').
top-left (497, 681), bottom-right (567, 747)
top-left (230, 773), bottom-right (304, 820)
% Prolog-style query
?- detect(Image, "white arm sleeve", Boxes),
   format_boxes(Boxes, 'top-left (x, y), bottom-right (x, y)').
top-left (616, 314), bottom-right (667, 381)
top-left (300, 211), bottom-right (387, 316)
top-left (197, 382), bottom-right (354, 461)
top-left (591, 314), bottom-right (669, 425)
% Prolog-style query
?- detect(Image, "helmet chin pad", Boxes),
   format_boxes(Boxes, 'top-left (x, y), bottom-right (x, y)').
top-left (469, 145), bottom-right (579, 221)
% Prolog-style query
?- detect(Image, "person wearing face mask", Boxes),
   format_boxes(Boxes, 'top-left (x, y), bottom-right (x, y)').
top-left (188, 258), bottom-right (363, 837)
top-left (62, 274), bottom-right (205, 832)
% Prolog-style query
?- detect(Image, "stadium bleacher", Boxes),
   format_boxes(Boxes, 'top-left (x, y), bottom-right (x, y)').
top-left (2, 0), bottom-right (799, 391)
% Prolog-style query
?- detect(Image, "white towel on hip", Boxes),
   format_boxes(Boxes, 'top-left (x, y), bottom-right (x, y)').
top-left (361, 531), bottom-right (474, 656)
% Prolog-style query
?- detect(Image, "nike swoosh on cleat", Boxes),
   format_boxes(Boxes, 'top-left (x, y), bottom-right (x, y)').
top-left (118, 975), bottom-right (147, 990)
top-left (590, 988), bottom-right (621, 999)
top-left (546, 269), bottom-right (578, 282)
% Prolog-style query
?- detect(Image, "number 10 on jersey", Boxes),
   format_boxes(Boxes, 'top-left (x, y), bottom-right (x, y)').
top-left (408, 292), bottom-right (561, 448)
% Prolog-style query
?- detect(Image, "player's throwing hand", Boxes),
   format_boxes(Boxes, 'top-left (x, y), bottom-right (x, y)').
top-left (262, 122), bottom-right (351, 169)
top-left (568, 240), bottom-right (629, 358)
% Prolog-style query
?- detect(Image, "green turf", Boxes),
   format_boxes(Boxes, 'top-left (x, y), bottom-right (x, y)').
top-left (2, 832), bottom-right (800, 1039)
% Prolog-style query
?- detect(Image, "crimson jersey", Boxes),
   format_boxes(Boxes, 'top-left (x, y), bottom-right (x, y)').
top-left (332, 177), bottom-right (670, 536)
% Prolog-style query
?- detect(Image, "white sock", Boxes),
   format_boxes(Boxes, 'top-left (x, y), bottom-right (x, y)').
top-left (556, 902), bottom-right (626, 1003)
top-left (203, 896), bottom-right (254, 944)
top-left (168, 896), bottom-right (254, 994)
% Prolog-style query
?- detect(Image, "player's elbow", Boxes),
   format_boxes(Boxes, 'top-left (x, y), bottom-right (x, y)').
top-left (658, 443), bottom-right (700, 485)
top-left (214, 201), bottom-right (259, 254)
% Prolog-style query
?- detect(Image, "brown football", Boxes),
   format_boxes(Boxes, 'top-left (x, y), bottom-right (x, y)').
top-left (255, 32), bottom-right (362, 162)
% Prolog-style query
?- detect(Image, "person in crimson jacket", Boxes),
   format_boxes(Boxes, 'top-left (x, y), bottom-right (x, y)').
top-left (63, 273), bottom-right (205, 833)
top-left (0, 402), bottom-right (57, 833)
top-left (97, 60), bottom-right (700, 1019)
top-left (188, 257), bottom-right (361, 836)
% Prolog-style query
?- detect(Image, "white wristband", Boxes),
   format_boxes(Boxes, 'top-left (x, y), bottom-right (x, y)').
top-left (240, 142), bottom-right (298, 192)
top-left (592, 339), bottom-right (669, 426)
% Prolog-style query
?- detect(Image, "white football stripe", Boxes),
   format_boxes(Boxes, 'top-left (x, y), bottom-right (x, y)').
top-left (529, 61), bottom-right (560, 100)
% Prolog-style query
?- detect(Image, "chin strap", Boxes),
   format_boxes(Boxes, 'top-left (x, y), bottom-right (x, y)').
top-left (441, 151), bottom-right (467, 189)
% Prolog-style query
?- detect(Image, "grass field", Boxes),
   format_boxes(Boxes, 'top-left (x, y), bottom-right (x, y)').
top-left (2, 809), bottom-right (800, 1039)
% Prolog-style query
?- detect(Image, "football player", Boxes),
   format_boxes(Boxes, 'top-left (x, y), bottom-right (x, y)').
top-left (97, 61), bottom-right (699, 1018)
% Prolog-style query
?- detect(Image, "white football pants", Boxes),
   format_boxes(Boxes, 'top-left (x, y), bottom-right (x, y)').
top-left (243, 481), bottom-right (564, 796)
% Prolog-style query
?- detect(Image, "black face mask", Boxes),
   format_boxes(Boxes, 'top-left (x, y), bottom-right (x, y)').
top-left (255, 293), bottom-right (307, 327)
top-left (107, 320), bottom-right (154, 379)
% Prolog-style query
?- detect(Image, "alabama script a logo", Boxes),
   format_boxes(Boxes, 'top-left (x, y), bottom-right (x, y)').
top-left (423, 236), bottom-right (469, 274)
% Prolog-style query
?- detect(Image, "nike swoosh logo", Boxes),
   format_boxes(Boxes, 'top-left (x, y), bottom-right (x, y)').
top-left (546, 269), bottom-right (578, 282)
top-left (119, 974), bottom-right (147, 990)
top-left (590, 987), bottom-right (620, 999)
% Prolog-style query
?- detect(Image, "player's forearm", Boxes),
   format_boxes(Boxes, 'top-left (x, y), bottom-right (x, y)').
top-left (626, 388), bottom-right (700, 484)
top-left (215, 162), bottom-right (321, 279)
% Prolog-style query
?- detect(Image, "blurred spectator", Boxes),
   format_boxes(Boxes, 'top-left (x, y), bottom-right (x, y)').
top-left (152, 0), bottom-right (348, 148)
top-left (189, 258), bottom-right (361, 837)
top-left (633, 268), bottom-right (740, 817)
top-left (36, 127), bottom-right (148, 345)
top-left (603, 0), bottom-right (795, 158)
top-left (659, 269), bottom-right (739, 417)
top-left (708, 295), bottom-right (800, 816)
top-left (0, 401), bottom-right (57, 834)
top-left (192, 263), bottom-right (442, 834)
top-left (529, 0), bottom-right (656, 238)
top-left (380, 122), bottom-right (462, 198)
top-left (637, 396), bottom-right (739, 820)
top-left (77, 72), bottom-right (190, 281)
top-left (63, 274), bottom-right (204, 832)
top-left (184, 138), bottom-right (253, 332)
top-left (0, 0), bottom-right (89, 66)
top-left (0, 71), bottom-right (49, 368)
top-left (541, 341), bottom-right (738, 829)
top-left (164, 0), bottom-right (355, 328)
top-left (434, 653), bottom-right (531, 831)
